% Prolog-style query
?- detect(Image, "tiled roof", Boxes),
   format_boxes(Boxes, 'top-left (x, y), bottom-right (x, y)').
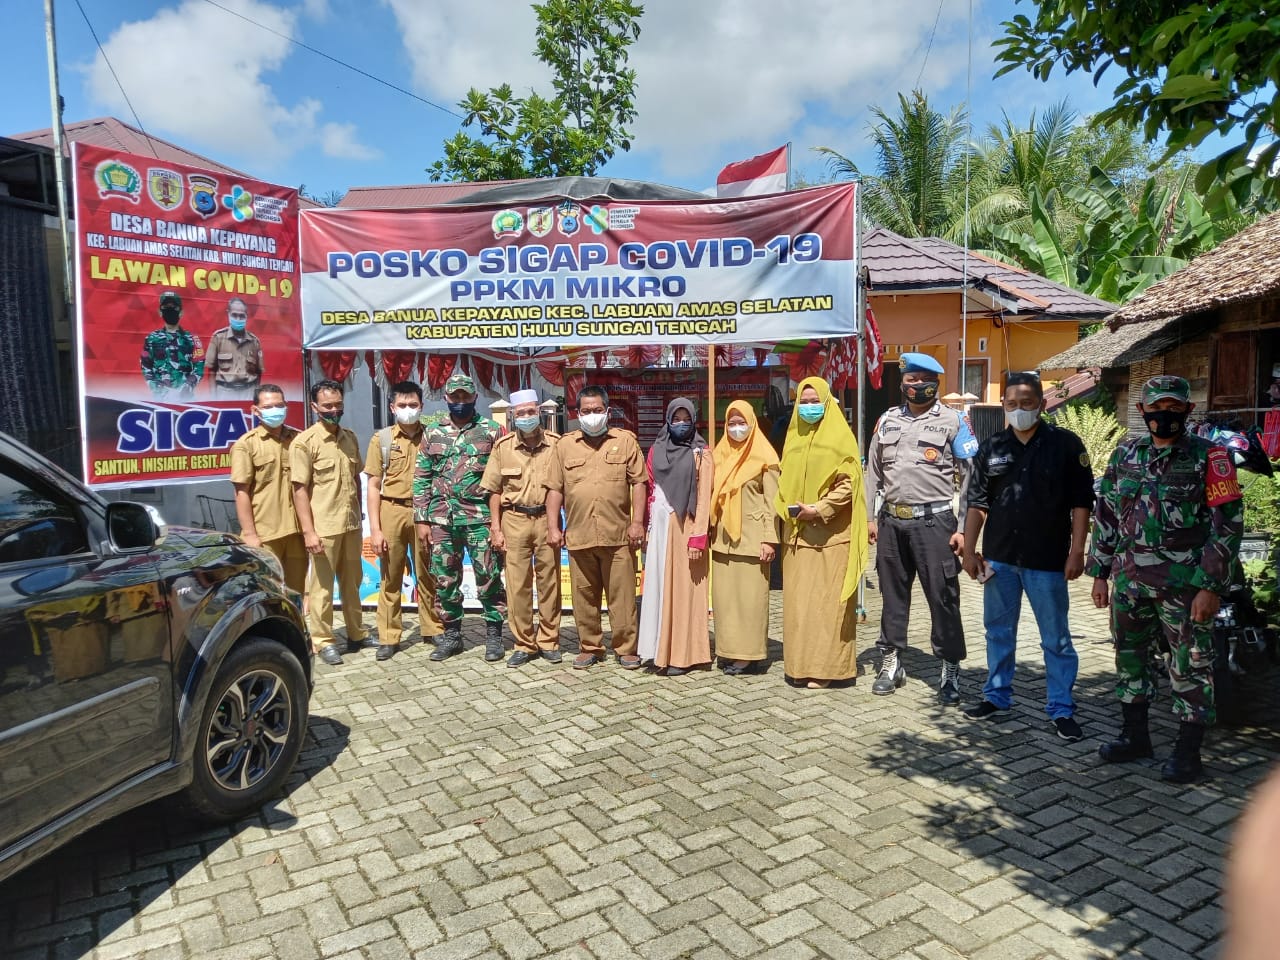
top-left (339, 180), bottom-right (537, 208)
top-left (863, 226), bottom-right (1116, 320)
top-left (11, 116), bottom-right (320, 207)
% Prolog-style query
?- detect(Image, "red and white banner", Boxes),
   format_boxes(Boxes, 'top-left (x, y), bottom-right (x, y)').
top-left (299, 183), bottom-right (856, 350)
top-left (73, 143), bottom-right (304, 487)
top-left (716, 145), bottom-right (789, 198)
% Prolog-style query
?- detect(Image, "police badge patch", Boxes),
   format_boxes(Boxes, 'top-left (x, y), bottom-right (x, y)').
top-left (147, 168), bottom-right (183, 211)
top-left (188, 174), bottom-right (219, 219)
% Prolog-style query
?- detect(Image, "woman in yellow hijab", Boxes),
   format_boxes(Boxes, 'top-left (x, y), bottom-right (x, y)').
top-left (774, 376), bottom-right (870, 688)
top-left (710, 400), bottom-right (781, 675)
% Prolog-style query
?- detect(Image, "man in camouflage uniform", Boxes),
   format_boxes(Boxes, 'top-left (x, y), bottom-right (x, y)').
top-left (140, 290), bottom-right (204, 399)
top-left (413, 373), bottom-right (506, 661)
top-left (1088, 375), bottom-right (1244, 783)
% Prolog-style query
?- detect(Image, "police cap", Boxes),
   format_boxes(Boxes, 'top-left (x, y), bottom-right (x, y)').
top-left (899, 352), bottom-right (944, 375)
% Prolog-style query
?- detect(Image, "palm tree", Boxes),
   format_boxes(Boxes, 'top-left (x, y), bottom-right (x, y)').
top-left (816, 90), bottom-right (966, 237)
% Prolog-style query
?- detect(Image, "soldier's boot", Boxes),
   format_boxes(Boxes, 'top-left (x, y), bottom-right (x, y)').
top-left (484, 621), bottom-right (506, 663)
top-left (1161, 721), bottom-right (1205, 784)
top-left (937, 660), bottom-right (961, 706)
top-left (872, 650), bottom-right (906, 696)
top-left (1098, 702), bottom-right (1154, 763)
top-left (429, 623), bottom-right (464, 661)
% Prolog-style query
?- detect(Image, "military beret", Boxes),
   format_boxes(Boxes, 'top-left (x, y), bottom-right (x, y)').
top-left (445, 373), bottom-right (476, 394)
top-left (899, 352), bottom-right (944, 375)
top-left (1141, 375), bottom-right (1190, 405)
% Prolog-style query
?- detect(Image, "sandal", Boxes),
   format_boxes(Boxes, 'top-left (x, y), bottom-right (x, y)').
top-left (806, 679), bottom-right (831, 689)
top-left (617, 655), bottom-right (642, 670)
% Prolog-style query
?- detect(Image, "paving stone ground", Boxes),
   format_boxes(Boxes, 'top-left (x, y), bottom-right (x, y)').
top-left (3, 566), bottom-right (1279, 960)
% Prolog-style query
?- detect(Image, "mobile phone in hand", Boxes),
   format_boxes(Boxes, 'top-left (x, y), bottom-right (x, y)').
top-left (787, 504), bottom-right (802, 518)
top-left (976, 562), bottom-right (996, 583)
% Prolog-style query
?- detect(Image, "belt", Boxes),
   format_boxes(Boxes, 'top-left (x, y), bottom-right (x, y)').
top-left (216, 378), bottom-right (257, 386)
top-left (507, 504), bottom-right (547, 517)
top-left (883, 500), bottom-right (953, 520)
top-left (381, 495), bottom-right (413, 507)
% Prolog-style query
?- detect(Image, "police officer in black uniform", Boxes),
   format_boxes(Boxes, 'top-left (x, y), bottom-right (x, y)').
top-left (866, 352), bottom-right (979, 703)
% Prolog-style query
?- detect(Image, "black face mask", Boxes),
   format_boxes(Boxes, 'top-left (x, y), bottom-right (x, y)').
top-left (1145, 408), bottom-right (1187, 439)
top-left (902, 381), bottom-right (937, 405)
top-left (448, 401), bottom-right (476, 420)
top-left (161, 308), bottom-right (181, 326)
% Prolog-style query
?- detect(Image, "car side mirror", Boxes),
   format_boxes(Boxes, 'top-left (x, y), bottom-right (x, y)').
top-left (107, 501), bottom-right (163, 551)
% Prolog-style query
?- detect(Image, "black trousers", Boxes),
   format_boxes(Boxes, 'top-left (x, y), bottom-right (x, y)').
top-left (874, 511), bottom-right (966, 661)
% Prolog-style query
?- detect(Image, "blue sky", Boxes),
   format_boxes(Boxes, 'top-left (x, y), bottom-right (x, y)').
top-left (2, 0), bottom-right (1124, 198)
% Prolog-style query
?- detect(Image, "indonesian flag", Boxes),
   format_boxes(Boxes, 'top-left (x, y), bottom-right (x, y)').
top-left (865, 306), bottom-right (885, 390)
top-left (716, 145), bottom-right (789, 197)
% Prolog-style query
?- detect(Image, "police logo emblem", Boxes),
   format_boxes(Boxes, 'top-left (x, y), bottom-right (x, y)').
top-left (526, 206), bottom-right (553, 237)
top-left (924, 447), bottom-right (940, 462)
top-left (557, 201), bottom-right (581, 237)
top-left (493, 209), bottom-right (524, 239)
top-left (188, 174), bottom-right (219, 219)
top-left (1079, 452), bottom-right (1091, 468)
top-left (146, 168), bottom-right (183, 211)
top-left (94, 160), bottom-right (142, 203)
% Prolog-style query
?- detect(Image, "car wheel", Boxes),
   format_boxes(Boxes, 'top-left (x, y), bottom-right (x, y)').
top-left (179, 636), bottom-right (308, 821)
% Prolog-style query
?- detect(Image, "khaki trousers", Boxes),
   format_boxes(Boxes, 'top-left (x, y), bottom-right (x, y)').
top-left (306, 529), bottom-right (366, 649)
top-left (501, 511), bottom-right (562, 652)
top-left (568, 545), bottom-right (637, 657)
top-left (262, 532), bottom-right (307, 597)
top-left (377, 500), bottom-right (443, 645)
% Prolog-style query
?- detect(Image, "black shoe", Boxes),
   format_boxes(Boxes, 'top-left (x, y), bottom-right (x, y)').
top-left (540, 649), bottom-right (563, 664)
top-left (937, 660), bottom-right (961, 705)
top-left (345, 637), bottom-right (370, 653)
top-left (375, 644), bottom-right (398, 662)
top-left (1053, 716), bottom-right (1084, 742)
top-left (484, 622), bottom-right (505, 662)
top-left (430, 626), bottom-right (464, 662)
top-left (664, 666), bottom-right (687, 677)
top-left (1161, 721), bottom-right (1205, 783)
top-left (1099, 702), bottom-right (1154, 763)
top-left (319, 645), bottom-right (344, 666)
top-left (871, 650), bottom-right (906, 696)
top-left (964, 699), bottom-right (1008, 720)
top-left (507, 650), bottom-right (536, 668)
top-left (723, 661), bottom-right (759, 676)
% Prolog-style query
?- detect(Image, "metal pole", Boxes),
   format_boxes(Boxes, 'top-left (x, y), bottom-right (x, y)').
top-left (853, 181), bottom-right (867, 622)
top-left (44, 0), bottom-right (74, 311)
top-left (707, 345), bottom-right (716, 447)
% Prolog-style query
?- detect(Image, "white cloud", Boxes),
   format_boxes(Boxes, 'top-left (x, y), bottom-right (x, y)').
top-left (384, 0), bottom-right (969, 177)
top-left (81, 0), bottom-right (375, 169)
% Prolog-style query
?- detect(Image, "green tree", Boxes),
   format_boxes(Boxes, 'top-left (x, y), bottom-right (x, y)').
top-left (429, 0), bottom-right (642, 182)
top-left (995, 2), bottom-right (1280, 204)
top-left (816, 90), bottom-right (966, 237)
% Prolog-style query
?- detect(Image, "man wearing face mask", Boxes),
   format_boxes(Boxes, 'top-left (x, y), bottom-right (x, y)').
top-left (960, 372), bottom-right (1095, 740)
top-left (365, 381), bottom-right (443, 661)
top-left (545, 385), bottom-right (647, 670)
top-left (413, 373), bottom-right (506, 662)
top-left (865, 352), bottom-right (979, 704)
top-left (140, 290), bottom-right (205, 399)
top-left (229, 383), bottom-right (306, 595)
top-left (1088, 375), bottom-right (1243, 783)
top-left (205, 297), bottom-right (264, 400)
top-left (292, 378), bottom-right (367, 666)
top-left (480, 389), bottom-right (563, 667)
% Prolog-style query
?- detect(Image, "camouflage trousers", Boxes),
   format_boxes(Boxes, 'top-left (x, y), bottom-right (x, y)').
top-left (429, 523), bottom-right (506, 624)
top-left (1111, 589), bottom-right (1215, 725)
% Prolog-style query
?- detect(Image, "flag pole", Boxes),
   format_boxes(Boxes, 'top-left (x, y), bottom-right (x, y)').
top-left (853, 180), bottom-right (867, 623)
top-left (785, 141), bottom-right (793, 192)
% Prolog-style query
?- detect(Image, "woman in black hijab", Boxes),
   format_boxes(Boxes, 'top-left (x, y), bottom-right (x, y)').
top-left (638, 398), bottom-right (715, 675)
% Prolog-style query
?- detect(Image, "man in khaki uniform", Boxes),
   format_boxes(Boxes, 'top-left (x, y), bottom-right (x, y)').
top-left (205, 297), bottom-right (264, 400)
top-left (291, 378), bottom-right (366, 666)
top-left (545, 385), bottom-right (646, 670)
top-left (481, 388), bottom-right (562, 668)
top-left (229, 383), bottom-right (306, 594)
top-left (364, 381), bottom-right (443, 661)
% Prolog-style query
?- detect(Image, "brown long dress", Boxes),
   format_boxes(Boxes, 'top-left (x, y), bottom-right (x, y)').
top-left (642, 448), bottom-right (714, 670)
top-left (781, 474), bottom-right (858, 681)
top-left (711, 467), bottom-right (780, 662)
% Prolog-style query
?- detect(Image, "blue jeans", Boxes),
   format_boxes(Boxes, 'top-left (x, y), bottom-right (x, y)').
top-left (982, 560), bottom-right (1078, 718)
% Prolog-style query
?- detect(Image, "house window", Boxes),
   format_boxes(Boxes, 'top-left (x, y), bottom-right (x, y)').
top-left (1210, 332), bottom-right (1257, 410)
top-left (963, 360), bottom-right (988, 400)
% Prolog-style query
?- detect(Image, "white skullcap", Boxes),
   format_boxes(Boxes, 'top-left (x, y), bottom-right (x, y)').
top-left (509, 388), bottom-right (539, 406)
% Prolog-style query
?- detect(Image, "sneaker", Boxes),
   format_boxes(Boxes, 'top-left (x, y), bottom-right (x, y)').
top-left (964, 700), bottom-right (1008, 720)
top-left (1053, 716), bottom-right (1084, 742)
top-left (937, 660), bottom-right (961, 705)
top-left (871, 650), bottom-right (906, 696)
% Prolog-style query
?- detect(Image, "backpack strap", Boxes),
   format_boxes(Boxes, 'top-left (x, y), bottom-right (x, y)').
top-left (379, 426), bottom-right (394, 482)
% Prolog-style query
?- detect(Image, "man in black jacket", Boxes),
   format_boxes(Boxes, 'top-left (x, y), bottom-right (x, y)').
top-left (960, 372), bottom-right (1095, 741)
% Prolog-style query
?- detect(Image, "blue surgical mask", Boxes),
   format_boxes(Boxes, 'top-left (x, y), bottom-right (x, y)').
top-left (668, 422), bottom-right (694, 441)
top-left (797, 403), bottom-right (825, 424)
top-left (229, 318), bottom-right (247, 333)
top-left (259, 406), bottom-right (287, 428)
top-left (514, 415), bottom-right (541, 433)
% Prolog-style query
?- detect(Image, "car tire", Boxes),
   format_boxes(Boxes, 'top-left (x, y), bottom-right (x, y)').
top-left (179, 636), bottom-right (308, 822)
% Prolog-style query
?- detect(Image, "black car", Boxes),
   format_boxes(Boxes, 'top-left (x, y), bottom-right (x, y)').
top-left (0, 432), bottom-right (312, 882)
